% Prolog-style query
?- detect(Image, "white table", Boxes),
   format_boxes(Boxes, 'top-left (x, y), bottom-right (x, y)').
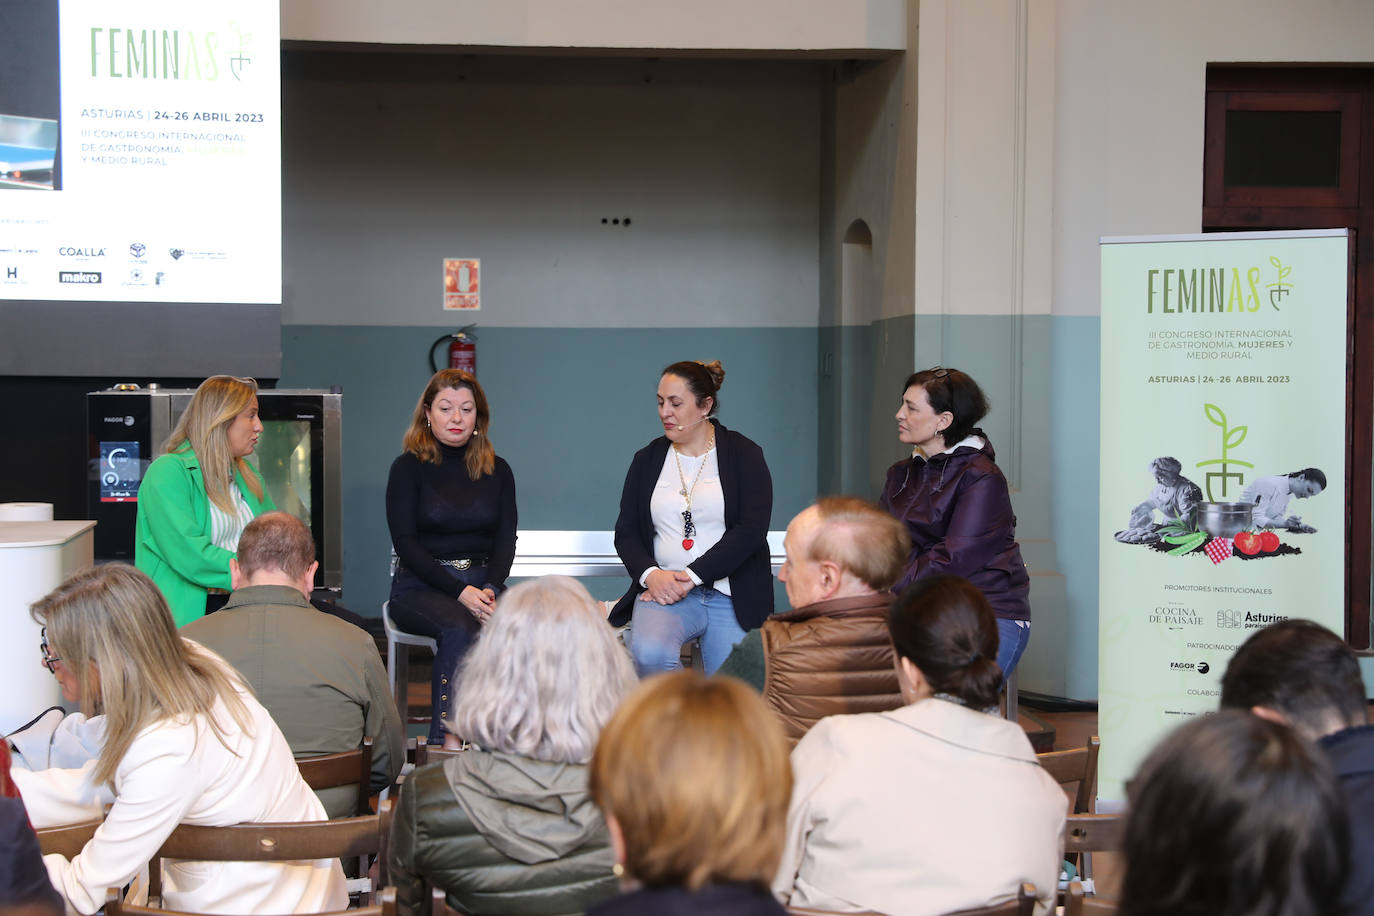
top-left (0, 520), bottom-right (96, 734)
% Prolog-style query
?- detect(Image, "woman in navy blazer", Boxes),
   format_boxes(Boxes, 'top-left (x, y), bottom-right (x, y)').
top-left (612, 360), bottom-right (773, 675)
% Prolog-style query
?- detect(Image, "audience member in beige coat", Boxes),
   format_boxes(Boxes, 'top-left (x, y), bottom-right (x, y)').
top-left (772, 575), bottom-right (1066, 916)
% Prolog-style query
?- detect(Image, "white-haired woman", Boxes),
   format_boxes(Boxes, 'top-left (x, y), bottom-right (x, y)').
top-left (389, 576), bottom-right (637, 916)
top-left (14, 565), bottom-right (345, 915)
top-left (136, 375), bottom-right (273, 626)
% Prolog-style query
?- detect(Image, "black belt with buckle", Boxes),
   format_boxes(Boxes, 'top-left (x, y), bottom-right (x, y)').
top-left (437, 557), bottom-right (487, 571)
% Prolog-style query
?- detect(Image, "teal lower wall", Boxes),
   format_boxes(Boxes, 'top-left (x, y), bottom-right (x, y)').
top-left (1050, 316), bottom-right (1101, 701)
top-left (279, 326), bottom-right (820, 616)
top-left (281, 315), bottom-right (1105, 701)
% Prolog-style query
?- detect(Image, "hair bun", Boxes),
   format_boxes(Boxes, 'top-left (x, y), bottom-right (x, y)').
top-left (698, 360), bottom-right (725, 390)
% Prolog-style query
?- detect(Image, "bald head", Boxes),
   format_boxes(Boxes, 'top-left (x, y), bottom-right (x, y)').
top-left (778, 497), bottom-right (910, 608)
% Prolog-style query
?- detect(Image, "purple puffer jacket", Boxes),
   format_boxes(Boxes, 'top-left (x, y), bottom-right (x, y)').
top-left (879, 430), bottom-right (1030, 621)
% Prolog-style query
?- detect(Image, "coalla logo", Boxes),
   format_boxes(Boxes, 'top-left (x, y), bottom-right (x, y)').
top-left (59, 247), bottom-right (106, 257)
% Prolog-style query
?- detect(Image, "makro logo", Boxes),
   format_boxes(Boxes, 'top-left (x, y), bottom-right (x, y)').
top-left (59, 271), bottom-right (102, 284)
top-left (59, 246), bottom-right (106, 257)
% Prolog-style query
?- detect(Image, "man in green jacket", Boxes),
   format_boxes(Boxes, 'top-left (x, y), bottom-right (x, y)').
top-left (183, 512), bottom-right (403, 816)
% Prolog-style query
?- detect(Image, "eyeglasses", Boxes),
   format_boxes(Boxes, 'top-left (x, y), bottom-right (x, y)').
top-left (40, 626), bottom-right (62, 673)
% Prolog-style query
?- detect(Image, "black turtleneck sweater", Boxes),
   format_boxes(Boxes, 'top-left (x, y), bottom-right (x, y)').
top-left (385, 442), bottom-right (517, 596)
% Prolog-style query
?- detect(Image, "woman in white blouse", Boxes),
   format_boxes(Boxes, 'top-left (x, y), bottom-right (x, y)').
top-left (611, 360), bottom-right (774, 675)
top-left (15, 564), bottom-right (345, 915)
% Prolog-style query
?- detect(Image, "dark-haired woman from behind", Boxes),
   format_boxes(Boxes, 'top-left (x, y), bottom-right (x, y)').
top-left (772, 575), bottom-right (1065, 915)
top-left (1119, 710), bottom-right (1348, 916)
top-left (881, 367), bottom-right (1032, 678)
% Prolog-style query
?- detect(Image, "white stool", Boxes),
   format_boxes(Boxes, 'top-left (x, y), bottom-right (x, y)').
top-left (382, 600), bottom-right (437, 720)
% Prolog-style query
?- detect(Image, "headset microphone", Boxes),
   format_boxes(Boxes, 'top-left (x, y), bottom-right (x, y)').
top-left (676, 416), bottom-right (710, 431)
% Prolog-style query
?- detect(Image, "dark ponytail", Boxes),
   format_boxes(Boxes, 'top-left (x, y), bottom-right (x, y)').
top-left (888, 575), bottom-right (1002, 710)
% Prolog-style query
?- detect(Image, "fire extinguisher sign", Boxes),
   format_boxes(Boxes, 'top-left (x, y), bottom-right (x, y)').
top-left (443, 258), bottom-right (480, 310)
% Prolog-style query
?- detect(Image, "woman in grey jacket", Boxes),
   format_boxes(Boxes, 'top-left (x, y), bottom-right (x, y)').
top-left (388, 576), bottom-right (637, 915)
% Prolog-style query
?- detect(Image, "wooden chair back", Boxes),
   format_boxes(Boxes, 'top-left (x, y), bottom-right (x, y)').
top-left (413, 737), bottom-right (466, 769)
top-left (1065, 880), bottom-right (1118, 915)
top-left (104, 884), bottom-right (397, 916)
top-left (1063, 813), bottom-right (1125, 855)
top-left (940, 882), bottom-right (1037, 915)
top-left (431, 887), bottom-right (461, 916)
top-left (36, 817), bottom-right (103, 859)
top-left (296, 737), bottom-right (374, 816)
top-left (147, 799), bottom-right (393, 904)
top-left (1037, 736), bottom-right (1100, 814)
top-left (786, 883), bottom-right (1034, 916)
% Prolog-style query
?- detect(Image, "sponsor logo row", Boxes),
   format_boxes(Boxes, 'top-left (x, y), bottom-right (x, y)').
top-left (1150, 603), bottom-right (1289, 631)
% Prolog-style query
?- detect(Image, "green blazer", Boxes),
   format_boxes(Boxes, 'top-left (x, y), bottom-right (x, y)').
top-left (135, 448), bottom-right (274, 626)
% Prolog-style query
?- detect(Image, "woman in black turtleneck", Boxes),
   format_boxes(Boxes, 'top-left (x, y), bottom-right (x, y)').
top-left (386, 369), bottom-right (517, 745)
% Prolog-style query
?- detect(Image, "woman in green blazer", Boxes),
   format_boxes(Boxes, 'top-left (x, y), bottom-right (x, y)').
top-left (135, 376), bottom-right (273, 626)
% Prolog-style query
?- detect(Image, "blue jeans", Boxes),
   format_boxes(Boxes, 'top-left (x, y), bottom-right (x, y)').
top-left (629, 586), bottom-right (747, 676)
top-left (996, 617), bottom-right (1031, 683)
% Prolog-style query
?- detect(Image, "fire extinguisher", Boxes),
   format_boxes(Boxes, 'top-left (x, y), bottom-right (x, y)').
top-left (429, 324), bottom-right (477, 375)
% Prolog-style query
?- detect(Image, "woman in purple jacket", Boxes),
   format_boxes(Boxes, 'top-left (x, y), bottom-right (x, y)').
top-left (879, 367), bottom-right (1031, 678)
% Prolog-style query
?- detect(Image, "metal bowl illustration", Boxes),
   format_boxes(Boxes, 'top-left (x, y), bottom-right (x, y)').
top-left (1199, 502), bottom-right (1254, 538)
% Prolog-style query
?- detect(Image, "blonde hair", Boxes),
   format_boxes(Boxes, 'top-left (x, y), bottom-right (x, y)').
top-left (401, 369), bottom-right (495, 480)
top-left (452, 576), bottom-right (636, 762)
top-left (807, 496), bottom-right (912, 591)
top-left (163, 375), bottom-right (264, 512)
top-left (31, 565), bottom-right (253, 786)
top-left (590, 672), bottom-right (792, 890)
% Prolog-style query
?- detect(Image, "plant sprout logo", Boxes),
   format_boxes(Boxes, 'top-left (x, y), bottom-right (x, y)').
top-left (1196, 403), bottom-right (1252, 501)
top-left (1267, 257), bottom-right (1292, 311)
top-left (229, 21), bottom-right (252, 80)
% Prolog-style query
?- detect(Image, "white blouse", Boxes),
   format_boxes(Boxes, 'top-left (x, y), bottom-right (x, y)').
top-left (208, 480), bottom-right (256, 552)
top-left (648, 446), bottom-right (731, 595)
top-left (14, 643), bottom-right (346, 915)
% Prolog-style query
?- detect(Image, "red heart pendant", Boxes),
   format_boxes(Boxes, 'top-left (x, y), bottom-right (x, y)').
top-left (682, 538), bottom-right (694, 550)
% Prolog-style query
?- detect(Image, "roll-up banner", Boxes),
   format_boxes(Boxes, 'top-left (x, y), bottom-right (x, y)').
top-left (1098, 229), bottom-right (1349, 806)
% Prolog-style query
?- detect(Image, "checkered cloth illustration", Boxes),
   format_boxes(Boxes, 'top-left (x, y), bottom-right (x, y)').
top-left (1204, 537), bottom-right (1232, 565)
